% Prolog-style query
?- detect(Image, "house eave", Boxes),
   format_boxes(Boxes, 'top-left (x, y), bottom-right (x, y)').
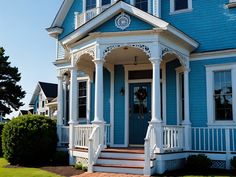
top-left (46, 27), bottom-right (63, 38)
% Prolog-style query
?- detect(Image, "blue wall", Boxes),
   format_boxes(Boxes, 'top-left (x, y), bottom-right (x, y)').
top-left (166, 59), bottom-right (181, 125)
top-left (189, 57), bottom-right (236, 127)
top-left (92, 13), bottom-right (154, 33)
top-left (114, 65), bottom-right (125, 144)
top-left (162, 0), bottom-right (236, 52)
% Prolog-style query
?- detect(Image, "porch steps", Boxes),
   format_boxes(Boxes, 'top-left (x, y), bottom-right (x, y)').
top-left (93, 148), bottom-right (155, 175)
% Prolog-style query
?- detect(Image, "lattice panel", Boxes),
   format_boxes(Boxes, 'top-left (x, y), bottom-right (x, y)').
top-left (211, 160), bottom-right (226, 169)
top-left (165, 159), bottom-right (185, 171)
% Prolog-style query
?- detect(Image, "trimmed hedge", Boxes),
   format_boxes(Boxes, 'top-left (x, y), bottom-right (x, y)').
top-left (186, 154), bottom-right (212, 171)
top-left (0, 123), bottom-right (4, 157)
top-left (2, 115), bottom-right (57, 165)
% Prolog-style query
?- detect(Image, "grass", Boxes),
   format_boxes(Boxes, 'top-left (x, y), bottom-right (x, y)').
top-left (0, 158), bottom-right (62, 177)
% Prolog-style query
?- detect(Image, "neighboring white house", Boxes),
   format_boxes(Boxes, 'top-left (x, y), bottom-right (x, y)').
top-left (29, 82), bottom-right (57, 117)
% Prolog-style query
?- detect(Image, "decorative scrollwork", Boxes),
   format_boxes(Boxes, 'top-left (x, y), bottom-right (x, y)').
top-left (102, 43), bottom-right (151, 59)
top-left (115, 12), bottom-right (131, 30)
top-left (159, 44), bottom-right (188, 68)
top-left (73, 46), bottom-right (95, 66)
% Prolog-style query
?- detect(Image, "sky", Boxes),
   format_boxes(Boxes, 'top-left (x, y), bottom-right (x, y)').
top-left (0, 0), bottom-right (64, 118)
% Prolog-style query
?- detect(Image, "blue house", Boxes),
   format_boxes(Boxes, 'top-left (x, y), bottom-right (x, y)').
top-left (47, 0), bottom-right (236, 175)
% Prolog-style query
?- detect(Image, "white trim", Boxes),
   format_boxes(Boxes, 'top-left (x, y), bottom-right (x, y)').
top-left (176, 66), bottom-right (185, 125)
top-left (170, 0), bottom-right (193, 14)
top-left (61, 1), bottom-right (198, 49)
top-left (206, 63), bottom-right (236, 126)
top-left (110, 65), bottom-right (115, 146)
top-left (190, 49), bottom-right (236, 61)
top-left (77, 76), bottom-right (91, 124)
top-left (124, 63), bottom-right (166, 146)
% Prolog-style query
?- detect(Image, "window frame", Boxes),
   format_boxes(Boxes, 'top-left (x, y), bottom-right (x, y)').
top-left (206, 63), bottom-right (236, 126)
top-left (77, 76), bottom-right (91, 123)
top-left (170, 0), bottom-right (193, 14)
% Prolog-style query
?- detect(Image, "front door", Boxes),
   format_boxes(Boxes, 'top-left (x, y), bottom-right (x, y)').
top-left (129, 83), bottom-right (151, 145)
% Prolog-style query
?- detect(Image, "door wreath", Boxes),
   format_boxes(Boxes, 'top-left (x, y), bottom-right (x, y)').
top-left (135, 87), bottom-right (147, 118)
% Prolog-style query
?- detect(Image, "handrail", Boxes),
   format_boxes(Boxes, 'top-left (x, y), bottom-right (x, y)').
top-left (144, 125), bottom-right (156, 176)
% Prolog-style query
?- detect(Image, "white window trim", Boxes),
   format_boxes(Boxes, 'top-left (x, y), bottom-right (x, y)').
top-left (206, 63), bottom-right (236, 127)
top-left (77, 76), bottom-right (91, 124)
top-left (170, 0), bottom-right (193, 15)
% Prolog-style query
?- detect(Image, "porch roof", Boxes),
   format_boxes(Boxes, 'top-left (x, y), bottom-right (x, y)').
top-left (59, 1), bottom-right (198, 50)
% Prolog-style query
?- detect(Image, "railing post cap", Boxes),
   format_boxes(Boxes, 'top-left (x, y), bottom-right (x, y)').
top-left (68, 120), bottom-right (79, 124)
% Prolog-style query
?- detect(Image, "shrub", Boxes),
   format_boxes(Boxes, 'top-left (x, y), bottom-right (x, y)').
top-left (2, 115), bottom-right (57, 165)
top-left (231, 157), bottom-right (236, 169)
top-left (52, 151), bottom-right (69, 165)
top-left (82, 165), bottom-right (88, 171)
top-left (0, 123), bottom-right (4, 157)
top-left (186, 154), bottom-right (212, 171)
top-left (75, 162), bottom-right (83, 170)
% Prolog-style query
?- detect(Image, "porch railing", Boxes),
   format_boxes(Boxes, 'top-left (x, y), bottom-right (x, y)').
top-left (73, 124), bottom-right (110, 148)
top-left (192, 127), bottom-right (236, 152)
top-left (75, 4), bottom-right (110, 28)
top-left (163, 125), bottom-right (184, 151)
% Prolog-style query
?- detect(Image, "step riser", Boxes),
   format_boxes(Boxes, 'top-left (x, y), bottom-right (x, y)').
top-left (93, 166), bottom-right (144, 175)
top-left (97, 159), bottom-right (145, 166)
top-left (100, 152), bottom-right (144, 159)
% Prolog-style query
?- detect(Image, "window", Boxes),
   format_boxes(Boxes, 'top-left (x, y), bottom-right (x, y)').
top-left (102, 0), bottom-right (111, 6)
top-left (176, 67), bottom-right (185, 124)
top-left (86, 0), bottom-right (96, 10)
top-left (170, 0), bottom-right (192, 13)
top-left (135, 0), bottom-right (148, 12)
top-left (206, 64), bottom-right (236, 126)
top-left (78, 81), bottom-right (87, 119)
top-left (42, 101), bottom-right (45, 108)
top-left (214, 71), bottom-right (232, 121)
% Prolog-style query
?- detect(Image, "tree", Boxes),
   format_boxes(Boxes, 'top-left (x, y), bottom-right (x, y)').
top-left (0, 47), bottom-right (25, 115)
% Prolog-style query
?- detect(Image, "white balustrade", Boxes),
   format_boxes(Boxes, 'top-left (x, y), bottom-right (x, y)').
top-left (74, 124), bottom-right (94, 148)
top-left (60, 126), bottom-right (69, 144)
top-left (75, 4), bottom-right (111, 28)
top-left (163, 125), bottom-right (184, 151)
top-left (105, 124), bottom-right (111, 146)
top-left (192, 127), bottom-right (236, 153)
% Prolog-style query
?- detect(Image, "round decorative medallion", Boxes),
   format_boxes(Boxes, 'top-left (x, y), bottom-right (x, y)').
top-left (115, 13), bottom-right (131, 30)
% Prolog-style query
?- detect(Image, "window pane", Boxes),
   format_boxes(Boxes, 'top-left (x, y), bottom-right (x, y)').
top-left (135, 0), bottom-right (148, 12)
top-left (86, 0), bottom-right (96, 10)
top-left (174, 0), bottom-right (188, 11)
top-left (102, 0), bottom-right (111, 5)
top-left (78, 81), bottom-right (87, 119)
top-left (79, 105), bottom-right (86, 118)
top-left (214, 70), bottom-right (233, 121)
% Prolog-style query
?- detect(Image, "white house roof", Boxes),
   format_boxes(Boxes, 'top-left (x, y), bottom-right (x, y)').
top-left (59, 1), bottom-right (198, 49)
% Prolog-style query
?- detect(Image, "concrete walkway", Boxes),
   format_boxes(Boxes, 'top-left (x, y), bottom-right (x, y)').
top-left (72, 172), bottom-right (145, 177)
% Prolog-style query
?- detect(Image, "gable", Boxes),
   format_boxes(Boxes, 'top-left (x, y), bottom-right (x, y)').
top-left (92, 13), bottom-right (154, 33)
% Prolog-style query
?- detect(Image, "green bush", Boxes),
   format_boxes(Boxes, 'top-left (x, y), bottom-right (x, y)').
top-left (0, 123), bottom-right (4, 157)
top-left (231, 157), bottom-right (236, 169)
top-left (82, 165), bottom-right (88, 171)
top-left (75, 162), bottom-right (83, 170)
top-left (52, 151), bottom-right (69, 165)
top-left (2, 115), bottom-right (57, 165)
top-left (186, 154), bottom-right (212, 171)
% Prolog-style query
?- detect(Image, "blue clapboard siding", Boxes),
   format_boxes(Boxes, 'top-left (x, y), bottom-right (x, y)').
top-left (59, 0), bottom-right (83, 39)
top-left (92, 13), bottom-right (154, 33)
top-left (162, 0), bottom-right (236, 52)
top-left (189, 57), bottom-right (236, 127)
top-left (114, 65), bottom-right (125, 145)
top-left (166, 59), bottom-right (181, 125)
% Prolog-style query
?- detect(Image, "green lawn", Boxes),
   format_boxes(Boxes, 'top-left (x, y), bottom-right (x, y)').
top-left (0, 158), bottom-right (62, 177)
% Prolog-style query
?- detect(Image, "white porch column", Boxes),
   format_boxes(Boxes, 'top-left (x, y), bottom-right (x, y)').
top-left (63, 75), bottom-right (68, 125)
top-left (96, 0), bottom-right (102, 14)
top-left (182, 68), bottom-right (191, 151)
top-left (153, 0), bottom-right (161, 17)
top-left (68, 67), bottom-right (78, 165)
top-left (57, 74), bottom-right (64, 146)
top-left (93, 59), bottom-right (104, 124)
top-left (149, 57), bottom-right (164, 154)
